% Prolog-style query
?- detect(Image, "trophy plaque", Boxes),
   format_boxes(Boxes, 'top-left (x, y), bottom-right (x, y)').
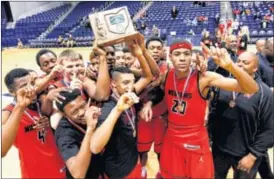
top-left (89, 6), bottom-right (139, 47)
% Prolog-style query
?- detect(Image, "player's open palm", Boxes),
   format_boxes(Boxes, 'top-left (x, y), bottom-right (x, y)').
top-left (201, 42), bottom-right (233, 70)
top-left (16, 86), bottom-right (37, 108)
top-left (85, 106), bottom-right (101, 130)
top-left (117, 92), bottom-right (139, 112)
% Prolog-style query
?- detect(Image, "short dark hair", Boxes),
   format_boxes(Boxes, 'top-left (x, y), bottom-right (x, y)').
top-left (192, 49), bottom-right (204, 57)
top-left (111, 67), bottom-right (133, 80)
top-left (123, 47), bottom-right (130, 53)
top-left (145, 36), bottom-right (164, 48)
top-left (36, 49), bottom-right (57, 67)
top-left (56, 89), bottom-right (82, 112)
top-left (4, 68), bottom-right (29, 92)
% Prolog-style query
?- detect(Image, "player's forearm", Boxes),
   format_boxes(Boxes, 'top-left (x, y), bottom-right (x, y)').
top-left (40, 95), bottom-right (53, 117)
top-left (90, 107), bottom-right (122, 154)
top-left (228, 63), bottom-right (259, 94)
top-left (2, 105), bottom-right (25, 157)
top-left (94, 56), bottom-right (110, 101)
top-left (143, 50), bottom-right (160, 77)
top-left (136, 54), bottom-right (153, 80)
top-left (68, 128), bottom-right (93, 179)
top-left (35, 75), bottom-right (52, 94)
top-left (130, 68), bottom-right (142, 78)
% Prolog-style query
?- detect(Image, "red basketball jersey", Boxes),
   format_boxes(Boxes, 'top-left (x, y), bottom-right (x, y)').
top-left (3, 104), bottom-right (65, 178)
top-left (141, 61), bottom-right (170, 117)
top-left (164, 69), bottom-right (207, 127)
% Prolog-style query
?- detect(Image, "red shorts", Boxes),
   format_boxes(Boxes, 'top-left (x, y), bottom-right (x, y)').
top-left (160, 132), bottom-right (214, 178)
top-left (137, 116), bottom-right (167, 154)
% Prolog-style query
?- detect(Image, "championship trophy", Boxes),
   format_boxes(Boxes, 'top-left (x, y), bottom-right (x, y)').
top-left (89, 6), bottom-right (139, 47)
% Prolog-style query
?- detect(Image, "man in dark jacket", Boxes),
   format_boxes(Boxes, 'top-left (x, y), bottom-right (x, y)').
top-left (210, 52), bottom-right (274, 179)
top-left (207, 35), bottom-right (238, 77)
top-left (257, 37), bottom-right (274, 89)
top-left (256, 37), bottom-right (274, 179)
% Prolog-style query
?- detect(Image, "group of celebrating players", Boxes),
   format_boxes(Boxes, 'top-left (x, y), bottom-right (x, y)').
top-left (2, 28), bottom-right (274, 179)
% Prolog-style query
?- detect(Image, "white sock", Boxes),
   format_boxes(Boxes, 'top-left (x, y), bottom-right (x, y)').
top-left (141, 167), bottom-right (147, 177)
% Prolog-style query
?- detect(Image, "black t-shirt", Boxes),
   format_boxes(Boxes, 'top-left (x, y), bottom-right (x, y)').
top-left (210, 76), bottom-right (274, 158)
top-left (96, 96), bottom-right (138, 178)
top-left (55, 117), bottom-right (104, 179)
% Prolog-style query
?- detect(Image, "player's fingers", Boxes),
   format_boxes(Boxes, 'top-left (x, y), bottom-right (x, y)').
top-left (200, 42), bottom-right (211, 55)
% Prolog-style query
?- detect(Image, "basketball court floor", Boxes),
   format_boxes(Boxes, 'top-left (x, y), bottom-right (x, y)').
top-left (1, 47), bottom-right (273, 178)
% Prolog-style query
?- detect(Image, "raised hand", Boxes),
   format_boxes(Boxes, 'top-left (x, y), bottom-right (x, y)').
top-left (116, 92), bottom-right (140, 112)
top-left (126, 37), bottom-right (143, 57)
top-left (136, 33), bottom-right (146, 52)
top-left (47, 87), bottom-right (72, 104)
top-left (195, 53), bottom-right (207, 73)
top-left (16, 86), bottom-right (37, 108)
top-left (201, 42), bottom-right (233, 71)
top-left (85, 106), bottom-right (101, 130)
top-left (49, 64), bottom-right (64, 79)
top-left (70, 71), bottom-right (83, 90)
top-left (86, 65), bottom-right (98, 80)
top-left (92, 39), bottom-right (106, 57)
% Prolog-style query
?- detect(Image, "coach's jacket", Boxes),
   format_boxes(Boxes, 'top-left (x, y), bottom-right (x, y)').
top-left (210, 75), bottom-right (274, 158)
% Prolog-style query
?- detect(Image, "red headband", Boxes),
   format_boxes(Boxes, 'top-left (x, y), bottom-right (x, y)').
top-left (170, 42), bottom-right (192, 53)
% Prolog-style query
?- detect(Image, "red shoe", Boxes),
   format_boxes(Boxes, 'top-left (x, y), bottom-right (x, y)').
top-left (155, 172), bottom-right (162, 179)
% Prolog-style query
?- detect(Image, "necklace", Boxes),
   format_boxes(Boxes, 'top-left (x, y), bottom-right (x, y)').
top-left (173, 68), bottom-right (192, 114)
top-left (67, 118), bottom-right (86, 134)
top-left (229, 91), bottom-right (239, 108)
top-left (112, 93), bottom-right (136, 137)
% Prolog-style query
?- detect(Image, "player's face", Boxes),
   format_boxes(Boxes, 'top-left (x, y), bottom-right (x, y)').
top-left (104, 46), bottom-right (115, 69)
top-left (236, 53), bottom-right (257, 75)
top-left (264, 39), bottom-right (274, 58)
top-left (89, 57), bottom-right (99, 76)
top-left (112, 73), bottom-right (135, 96)
top-left (256, 41), bottom-right (265, 53)
top-left (64, 96), bottom-right (88, 125)
top-left (147, 41), bottom-right (163, 63)
top-left (227, 36), bottom-right (238, 53)
top-left (39, 52), bottom-right (57, 74)
top-left (13, 75), bottom-right (37, 102)
top-left (62, 58), bottom-right (85, 81)
top-left (115, 51), bottom-right (126, 67)
top-left (161, 46), bottom-right (168, 60)
top-left (170, 48), bottom-right (192, 73)
top-left (124, 52), bottom-right (135, 68)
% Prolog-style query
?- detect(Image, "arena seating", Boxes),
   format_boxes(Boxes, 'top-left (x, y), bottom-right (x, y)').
top-left (29, 1), bottom-right (144, 48)
top-left (1, 4), bottom-right (71, 47)
top-left (2, 1), bottom-right (273, 48)
top-left (137, 1), bottom-right (220, 37)
top-left (230, 1), bottom-right (274, 43)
